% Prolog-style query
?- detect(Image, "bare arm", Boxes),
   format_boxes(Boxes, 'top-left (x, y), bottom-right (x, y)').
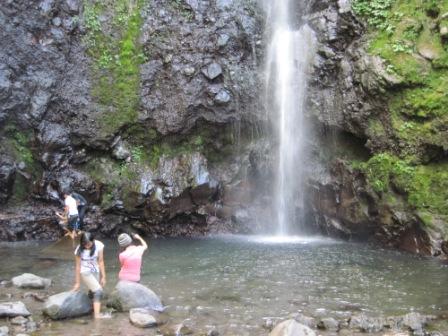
top-left (72, 255), bottom-right (81, 291)
top-left (63, 204), bottom-right (69, 216)
top-left (98, 249), bottom-right (106, 287)
top-left (133, 234), bottom-right (148, 250)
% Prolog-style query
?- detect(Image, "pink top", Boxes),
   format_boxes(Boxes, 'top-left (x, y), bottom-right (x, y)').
top-left (118, 245), bottom-right (146, 282)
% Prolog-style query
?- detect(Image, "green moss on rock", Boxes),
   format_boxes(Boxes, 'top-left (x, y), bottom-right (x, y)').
top-left (359, 153), bottom-right (448, 217)
top-left (83, 0), bottom-right (146, 135)
top-left (352, 0), bottom-right (448, 231)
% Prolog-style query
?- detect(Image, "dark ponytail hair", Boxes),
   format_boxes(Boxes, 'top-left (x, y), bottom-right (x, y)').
top-left (77, 232), bottom-right (96, 257)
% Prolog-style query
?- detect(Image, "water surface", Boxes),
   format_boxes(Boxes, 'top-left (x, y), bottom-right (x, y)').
top-left (1, 235), bottom-right (447, 335)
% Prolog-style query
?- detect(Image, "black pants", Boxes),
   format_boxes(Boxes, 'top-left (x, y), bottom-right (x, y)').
top-left (77, 205), bottom-right (86, 229)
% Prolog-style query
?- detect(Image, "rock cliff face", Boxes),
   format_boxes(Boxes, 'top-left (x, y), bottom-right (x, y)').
top-left (0, 0), bottom-right (265, 240)
top-left (303, 0), bottom-right (448, 257)
top-left (0, 0), bottom-right (447, 257)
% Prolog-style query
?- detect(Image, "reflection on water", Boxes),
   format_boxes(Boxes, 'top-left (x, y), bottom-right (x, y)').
top-left (1, 236), bottom-right (448, 335)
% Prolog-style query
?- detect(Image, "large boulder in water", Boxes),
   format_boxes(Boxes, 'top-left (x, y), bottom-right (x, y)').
top-left (12, 273), bottom-right (51, 289)
top-left (107, 281), bottom-right (163, 312)
top-left (43, 291), bottom-right (92, 319)
top-left (270, 320), bottom-right (316, 336)
top-left (0, 302), bottom-right (31, 317)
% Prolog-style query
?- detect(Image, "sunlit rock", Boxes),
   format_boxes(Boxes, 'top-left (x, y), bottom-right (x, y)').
top-left (129, 308), bottom-right (158, 328)
top-left (269, 319), bottom-right (316, 336)
top-left (12, 273), bottom-right (51, 289)
top-left (0, 302), bottom-right (31, 317)
top-left (107, 281), bottom-right (163, 312)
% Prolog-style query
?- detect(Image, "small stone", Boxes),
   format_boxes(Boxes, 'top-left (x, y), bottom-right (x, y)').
top-left (25, 321), bottom-right (38, 333)
top-left (214, 89), bottom-right (231, 104)
top-left (52, 17), bottom-right (61, 26)
top-left (129, 308), bottom-right (157, 328)
top-left (207, 328), bottom-right (219, 336)
top-left (23, 292), bottom-right (46, 302)
top-left (64, 0), bottom-right (80, 14)
top-left (183, 66), bottom-right (195, 76)
top-left (293, 313), bottom-right (316, 328)
top-left (269, 320), bottom-right (316, 336)
top-left (201, 62), bottom-right (223, 80)
top-left (318, 317), bottom-right (339, 331)
top-left (0, 326), bottom-right (8, 336)
top-left (112, 141), bottom-right (131, 161)
top-left (163, 54), bottom-right (173, 64)
top-left (217, 34), bottom-right (230, 47)
top-left (0, 280), bottom-right (12, 287)
top-left (337, 0), bottom-right (351, 13)
top-left (440, 26), bottom-right (448, 38)
top-left (10, 316), bottom-right (28, 325)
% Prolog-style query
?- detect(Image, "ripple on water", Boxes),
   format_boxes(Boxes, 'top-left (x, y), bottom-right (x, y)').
top-left (1, 236), bottom-right (448, 335)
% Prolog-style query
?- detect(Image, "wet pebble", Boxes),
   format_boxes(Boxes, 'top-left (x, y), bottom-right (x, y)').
top-left (0, 326), bottom-right (8, 336)
top-left (318, 317), bottom-right (339, 331)
top-left (10, 316), bottom-right (28, 325)
top-left (23, 292), bottom-right (46, 302)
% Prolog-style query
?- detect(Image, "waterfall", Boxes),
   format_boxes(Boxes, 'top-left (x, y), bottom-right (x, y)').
top-left (264, 0), bottom-right (316, 235)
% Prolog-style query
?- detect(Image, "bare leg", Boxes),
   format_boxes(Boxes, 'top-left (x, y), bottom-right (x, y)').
top-left (93, 301), bottom-right (101, 318)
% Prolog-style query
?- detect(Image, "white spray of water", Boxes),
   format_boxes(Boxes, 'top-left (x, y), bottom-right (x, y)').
top-left (264, 0), bottom-right (316, 235)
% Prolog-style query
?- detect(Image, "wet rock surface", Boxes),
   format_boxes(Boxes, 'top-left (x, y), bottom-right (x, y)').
top-left (43, 291), bottom-right (92, 320)
top-left (0, 0), bottom-right (264, 241)
top-left (108, 281), bottom-right (163, 312)
top-left (0, 302), bottom-right (31, 318)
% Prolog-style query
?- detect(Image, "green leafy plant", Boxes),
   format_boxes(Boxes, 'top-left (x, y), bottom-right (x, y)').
top-left (352, 0), bottom-right (394, 30)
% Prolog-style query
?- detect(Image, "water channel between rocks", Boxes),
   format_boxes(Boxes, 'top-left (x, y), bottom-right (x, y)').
top-left (1, 235), bottom-right (448, 335)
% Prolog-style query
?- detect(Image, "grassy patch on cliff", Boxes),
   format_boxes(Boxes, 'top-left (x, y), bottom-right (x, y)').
top-left (3, 124), bottom-right (35, 168)
top-left (83, 0), bottom-right (146, 135)
top-left (358, 153), bottom-right (448, 217)
top-left (353, 0), bottom-right (448, 220)
top-left (1, 124), bottom-right (41, 203)
top-left (355, 0), bottom-right (448, 156)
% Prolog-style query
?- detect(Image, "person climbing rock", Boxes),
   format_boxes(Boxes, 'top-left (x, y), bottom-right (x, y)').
top-left (72, 232), bottom-right (110, 319)
top-left (58, 189), bottom-right (79, 239)
top-left (117, 233), bottom-right (148, 282)
top-left (71, 192), bottom-right (87, 231)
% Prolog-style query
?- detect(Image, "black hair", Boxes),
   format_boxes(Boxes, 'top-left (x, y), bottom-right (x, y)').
top-left (62, 188), bottom-right (72, 196)
top-left (77, 232), bottom-right (96, 257)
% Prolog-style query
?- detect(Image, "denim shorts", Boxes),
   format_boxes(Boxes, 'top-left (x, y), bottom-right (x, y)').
top-left (68, 215), bottom-right (79, 230)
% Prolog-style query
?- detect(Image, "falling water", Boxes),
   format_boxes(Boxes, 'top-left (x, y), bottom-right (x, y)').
top-left (264, 1), bottom-right (316, 235)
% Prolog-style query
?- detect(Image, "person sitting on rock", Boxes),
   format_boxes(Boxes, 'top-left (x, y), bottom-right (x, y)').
top-left (72, 231), bottom-right (109, 319)
top-left (71, 191), bottom-right (87, 231)
top-left (117, 233), bottom-right (148, 283)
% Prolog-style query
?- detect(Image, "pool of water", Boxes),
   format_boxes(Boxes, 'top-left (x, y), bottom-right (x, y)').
top-left (1, 235), bottom-right (448, 335)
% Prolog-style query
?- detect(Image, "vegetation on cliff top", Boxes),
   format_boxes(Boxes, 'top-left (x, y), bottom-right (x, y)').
top-left (352, 0), bottom-right (448, 221)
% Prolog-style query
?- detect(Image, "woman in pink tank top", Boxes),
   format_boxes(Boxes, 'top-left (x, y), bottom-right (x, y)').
top-left (117, 233), bottom-right (148, 282)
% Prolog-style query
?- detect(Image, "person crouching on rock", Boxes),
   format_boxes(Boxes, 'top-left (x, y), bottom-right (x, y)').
top-left (117, 233), bottom-right (148, 283)
top-left (72, 232), bottom-right (109, 319)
